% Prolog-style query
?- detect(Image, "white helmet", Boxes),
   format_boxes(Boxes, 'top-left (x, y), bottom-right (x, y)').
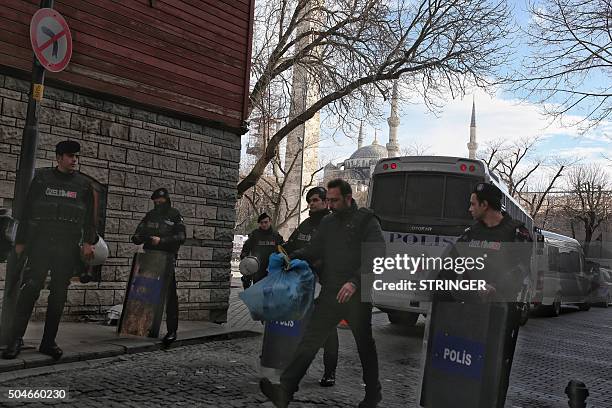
top-left (239, 256), bottom-right (259, 277)
top-left (82, 235), bottom-right (109, 266)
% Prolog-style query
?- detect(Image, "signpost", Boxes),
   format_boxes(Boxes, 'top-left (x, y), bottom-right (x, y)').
top-left (0, 1), bottom-right (73, 346)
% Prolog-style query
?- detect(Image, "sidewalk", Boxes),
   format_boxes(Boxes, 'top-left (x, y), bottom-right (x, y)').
top-left (0, 277), bottom-right (262, 374)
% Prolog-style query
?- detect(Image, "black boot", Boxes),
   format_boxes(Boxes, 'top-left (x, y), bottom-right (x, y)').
top-left (358, 390), bottom-right (382, 408)
top-left (39, 342), bottom-right (63, 360)
top-left (320, 371), bottom-right (336, 387)
top-left (162, 332), bottom-right (177, 347)
top-left (259, 378), bottom-right (290, 408)
top-left (2, 338), bottom-right (23, 359)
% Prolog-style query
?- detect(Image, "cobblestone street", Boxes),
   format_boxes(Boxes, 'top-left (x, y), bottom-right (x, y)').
top-left (0, 299), bottom-right (611, 407)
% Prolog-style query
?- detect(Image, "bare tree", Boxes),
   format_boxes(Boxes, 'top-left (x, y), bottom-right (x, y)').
top-left (238, 0), bottom-right (513, 196)
top-left (478, 136), bottom-right (568, 221)
top-left (519, 0), bottom-right (612, 130)
top-left (564, 164), bottom-right (612, 254)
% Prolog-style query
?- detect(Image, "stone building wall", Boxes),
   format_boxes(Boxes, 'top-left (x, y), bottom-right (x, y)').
top-left (0, 73), bottom-right (240, 323)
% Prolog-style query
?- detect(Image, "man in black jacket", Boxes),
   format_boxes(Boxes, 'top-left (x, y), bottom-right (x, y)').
top-left (131, 188), bottom-right (186, 346)
top-left (3, 140), bottom-right (96, 360)
top-left (431, 182), bottom-right (532, 407)
top-left (240, 213), bottom-right (284, 289)
top-left (260, 179), bottom-right (384, 408)
top-left (283, 186), bottom-right (339, 387)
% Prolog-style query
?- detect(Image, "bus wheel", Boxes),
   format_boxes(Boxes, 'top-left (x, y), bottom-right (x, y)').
top-left (387, 311), bottom-right (419, 326)
top-left (543, 296), bottom-right (561, 317)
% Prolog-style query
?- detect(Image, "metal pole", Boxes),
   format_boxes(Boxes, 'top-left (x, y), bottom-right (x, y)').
top-left (0, 0), bottom-right (54, 346)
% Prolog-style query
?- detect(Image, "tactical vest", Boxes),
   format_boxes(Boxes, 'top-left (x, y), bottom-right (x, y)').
top-left (29, 169), bottom-right (90, 234)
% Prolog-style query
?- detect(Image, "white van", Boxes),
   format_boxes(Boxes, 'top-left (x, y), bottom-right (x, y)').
top-left (532, 230), bottom-right (592, 316)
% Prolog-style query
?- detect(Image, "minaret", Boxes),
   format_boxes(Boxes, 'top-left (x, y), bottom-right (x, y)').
top-left (386, 81), bottom-right (400, 158)
top-left (467, 99), bottom-right (478, 159)
top-left (357, 121), bottom-right (364, 149)
top-left (279, 0), bottom-right (322, 237)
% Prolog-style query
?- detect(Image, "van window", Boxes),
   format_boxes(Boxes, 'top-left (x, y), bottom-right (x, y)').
top-left (548, 246), bottom-right (559, 270)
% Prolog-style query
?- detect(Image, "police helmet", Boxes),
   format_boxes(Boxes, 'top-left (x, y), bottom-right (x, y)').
top-left (82, 235), bottom-right (110, 266)
top-left (239, 256), bottom-right (259, 277)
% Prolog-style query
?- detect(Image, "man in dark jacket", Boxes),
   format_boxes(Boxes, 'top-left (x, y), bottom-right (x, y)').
top-left (431, 182), bottom-right (532, 407)
top-left (131, 188), bottom-right (186, 346)
top-left (3, 140), bottom-right (96, 360)
top-left (240, 213), bottom-right (284, 289)
top-left (283, 186), bottom-right (339, 387)
top-left (260, 179), bottom-right (384, 408)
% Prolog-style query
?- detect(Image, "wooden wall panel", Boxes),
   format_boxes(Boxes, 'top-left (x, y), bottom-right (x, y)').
top-left (0, 0), bottom-right (254, 130)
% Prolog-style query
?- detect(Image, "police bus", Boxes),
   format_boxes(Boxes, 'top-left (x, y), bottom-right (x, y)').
top-left (367, 156), bottom-right (534, 326)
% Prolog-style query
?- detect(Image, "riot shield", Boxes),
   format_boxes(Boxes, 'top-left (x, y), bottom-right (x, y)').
top-left (419, 301), bottom-right (517, 408)
top-left (118, 250), bottom-right (174, 338)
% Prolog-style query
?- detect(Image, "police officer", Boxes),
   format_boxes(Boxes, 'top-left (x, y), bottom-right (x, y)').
top-left (437, 182), bottom-right (532, 406)
top-left (260, 179), bottom-right (384, 408)
top-left (131, 188), bottom-right (186, 346)
top-left (283, 187), bottom-right (339, 387)
top-left (3, 140), bottom-right (96, 360)
top-left (239, 213), bottom-right (284, 289)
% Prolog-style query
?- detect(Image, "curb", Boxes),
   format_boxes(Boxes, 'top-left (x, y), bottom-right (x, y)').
top-left (0, 329), bottom-right (260, 378)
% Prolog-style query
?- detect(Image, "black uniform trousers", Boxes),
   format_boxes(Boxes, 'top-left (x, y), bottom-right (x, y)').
top-left (165, 265), bottom-right (179, 333)
top-left (280, 287), bottom-right (380, 396)
top-left (12, 234), bottom-right (80, 345)
top-left (322, 328), bottom-right (339, 375)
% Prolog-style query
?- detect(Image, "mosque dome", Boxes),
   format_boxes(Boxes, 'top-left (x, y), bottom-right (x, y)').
top-left (349, 138), bottom-right (388, 160)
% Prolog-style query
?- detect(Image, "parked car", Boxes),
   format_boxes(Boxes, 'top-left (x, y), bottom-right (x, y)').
top-left (589, 264), bottom-right (612, 307)
top-left (532, 230), bottom-right (592, 316)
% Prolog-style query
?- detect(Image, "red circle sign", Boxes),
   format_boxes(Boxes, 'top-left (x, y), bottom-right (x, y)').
top-left (29, 8), bottom-right (73, 73)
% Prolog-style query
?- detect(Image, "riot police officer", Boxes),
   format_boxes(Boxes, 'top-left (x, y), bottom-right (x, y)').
top-left (429, 182), bottom-right (533, 407)
top-left (3, 140), bottom-right (96, 360)
top-left (239, 213), bottom-right (284, 289)
top-left (283, 187), bottom-right (339, 387)
top-left (131, 188), bottom-right (186, 346)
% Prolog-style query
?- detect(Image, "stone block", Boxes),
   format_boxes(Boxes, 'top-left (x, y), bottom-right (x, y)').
top-left (98, 144), bottom-right (126, 162)
top-left (211, 288), bottom-right (230, 302)
top-left (0, 152), bottom-right (17, 171)
top-left (75, 94), bottom-right (104, 110)
top-left (0, 125), bottom-right (21, 145)
top-left (39, 106), bottom-right (71, 128)
top-left (211, 267), bottom-right (230, 281)
top-left (125, 172), bottom-right (151, 190)
top-left (0, 180), bottom-right (15, 198)
top-left (200, 143), bottom-right (221, 158)
top-left (192, 246), bottom-right (213, 260)
top-left (155, 133), bottom-right (179, 150)
top-left (122, 196), bottom-right (148, 212)
top-left (219, 166), bottom-right (239, 182)
top-left (103, 101), bottom-right (131, 116)
top-left (79, 165), bottom-right (109, 184)
top-left (127, 150), bottom-right (153, 167)
top-left (101, 121), bottom-right (129, 140)
top-left (175, 180), bottom-right (198, 196)
top-left (193, 226), bottom-right (215, 240)
top-left (44, 86), bottom-right (74, 103)
top-left (173, 201), bottom-right (196, 217)
top-left (221, 147), bottom-right (240, 163)
top-left (57, 102), bottom-right (87, 114)
top-left (214, 228), bottom-right (234, 242)
top-left (188, 289), bottom-right (210, 303)
top-left (131, 108), bottom-right (157, 122)
top-left (71, 114), bottom-right (101, 133)
top-left (152, 155), bottom-right (177, 171)
top-left (105, 217), bottom-right (120, 234)
top-left (116, 242), bottom-right (135, 257)
top-left (216, 207), bottom-right (236, 222)
top-left (67, 290), bottom-right (85, 306)
top-left (213, 247), bottom-right (231, 262)
top-left (190, 268), bottom-right (212, 282)
top-left (119, 218), bottom-right (141, 234)
top-left (199, 163), bottom-right (220, 178)
top-left (130, 127), bottom-right (155, 145)
top-left (177, 159), bottom-right (199, 175)
top-left (85, 289), bottom-right (114, 305)
top-left (108, 171), bottom-right (125, 187)
top-left (179, 138), bottom-right (201, 154)
top-left (157, 114), bottom-right (180, 129)
top-left (87, 109), bottom-right (115, 121)
top-left (187, 309), bottom-right (210, 320)
top-left (196, 205), bottom-right (216, 219)
top-left (181, 121), bottom-right (202, 134)
top-left (2, 99), bottom-right (26, 119)
top-left (197, 184), bottom-right (218, 198)
top-left (113, 290), bottom-right (125, 304)
top-left (218, 187), bottom-right (236, 201)
top-left (4, 76), bottom-right (29, 92)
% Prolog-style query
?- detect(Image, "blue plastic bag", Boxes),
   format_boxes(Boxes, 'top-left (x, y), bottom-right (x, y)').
top-left (239, 253), bottom-right (315, 321)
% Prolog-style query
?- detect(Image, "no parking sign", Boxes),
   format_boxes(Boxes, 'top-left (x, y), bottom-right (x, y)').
top-left (29, 8), bottom-right (72, 73)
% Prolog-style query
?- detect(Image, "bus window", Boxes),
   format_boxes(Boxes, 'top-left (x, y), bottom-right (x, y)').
top-left (371, 173), bottom-right (405, 217)
top-left (444, 175), bottom-right (476, 219)
top-left (404, 174), bottom-right (444, 217)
